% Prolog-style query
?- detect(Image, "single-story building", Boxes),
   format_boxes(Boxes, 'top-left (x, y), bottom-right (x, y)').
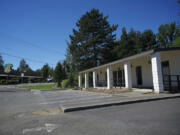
top-left (78, 48), bottom-right (180, 93)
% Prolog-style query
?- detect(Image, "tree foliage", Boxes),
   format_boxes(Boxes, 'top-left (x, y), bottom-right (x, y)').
top-left (53, 62), bottom-right (63, 86)
top-left (112, 28), bottom-right (157, 60)
top-left (17, 59), bottom-right (32, 73)
top-left (0, 54), bottom-right (4, 73)
top-left (41, 64), bottom-right (50, 80)
top-left (173, 36), bottom-right (180, 47)
top-left (156, 22), bottom-right (180, 48)
top-left (66, 8), bottom-right (180, 79)
top-left (68, 8), bottom-right (118, 71)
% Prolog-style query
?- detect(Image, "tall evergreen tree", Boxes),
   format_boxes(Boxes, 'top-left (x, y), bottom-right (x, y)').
top-left (62, 60), bottom-right (68, 78)
top-left (49, 67), bottom-right (54, 77)
top-left (41, 64), bottom-right (50, 81)
top-left (127, 28), bottom-right (137, 55)
top-left (65, 42), bottom-right (75, 72)
top-left (53, 62), bottom-right (63, 87)
top-left (0, 54), bottom-right (4, 73)
top-left (112, 27), bottom-right (130, 59)
top-left (113, 28), bottom-right (138, 59)
top-left (141, 29), bottom-right (156, 50)
top-left (17, 59), bottom-right (30, 73)
top-left (68, 8), bottom-right (118, 71)
top-left (135, 29), bottom-right (156, 52)
top-left (112, 27), bottom-right (157, 60)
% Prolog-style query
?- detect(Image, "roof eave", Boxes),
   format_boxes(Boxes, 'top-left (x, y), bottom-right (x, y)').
top-left (79, 47), bottom-right (180, 74)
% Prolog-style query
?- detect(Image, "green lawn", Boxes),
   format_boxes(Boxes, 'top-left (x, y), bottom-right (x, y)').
top-left (18, 83), bottom-right (59, 90)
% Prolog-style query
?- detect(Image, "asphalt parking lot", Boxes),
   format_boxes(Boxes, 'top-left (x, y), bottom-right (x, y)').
top-left (0, 86), bottom-right (180, 135)
top-left (0, 86), bottom-right (112, 115)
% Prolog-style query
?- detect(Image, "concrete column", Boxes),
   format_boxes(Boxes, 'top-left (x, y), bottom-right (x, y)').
top-left (78, 74), bottom-right (82, 88)
top-left (85, 73), bottom-right (89, 89)
top-left (107, 66), bottom-right (113, 89)
top-left (93, 70), bottom-right (97, 88)
top-left (124, 61), bottom-right (132, 89)
top-left (151, 52), bottom-right (164, 93)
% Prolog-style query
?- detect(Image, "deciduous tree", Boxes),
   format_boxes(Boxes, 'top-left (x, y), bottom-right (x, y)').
top-left (156, 22), bottom-right (180, 48)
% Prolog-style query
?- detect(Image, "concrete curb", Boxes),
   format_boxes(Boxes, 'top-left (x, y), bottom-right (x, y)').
top-left (61, 95), bottom-right (180, 113)
top-left (0, 90), bottom-right (16, 92)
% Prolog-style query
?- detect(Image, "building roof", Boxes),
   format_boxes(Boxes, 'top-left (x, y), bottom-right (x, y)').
top-left (79, 47), bottom-right (180, 74)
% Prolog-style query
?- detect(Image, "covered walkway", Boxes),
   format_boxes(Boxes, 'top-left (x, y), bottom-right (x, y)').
top-left (78, 48), bottom-right (180, 93)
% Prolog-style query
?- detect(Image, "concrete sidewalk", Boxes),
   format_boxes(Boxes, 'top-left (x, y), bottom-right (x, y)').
top-left (60, 91), bottom-right (180, 112)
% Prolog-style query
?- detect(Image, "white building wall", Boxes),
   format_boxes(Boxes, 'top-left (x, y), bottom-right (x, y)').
top-left (111, 63), bottom-right (124, 71)
top-left (96, 57), bottom-right (153, 88)
top-left (130, 56), bottom-right (153, 88)
top-left (107, 66), bottom-right (113, 89)
top-left (124, 61), bottom-right (132, 89)
top-left (160, 50), bottom-right (180, 75)
top-left (85, 73), bottom-right (89, 89)
top-left (96, 68), bottom-right (106, 81)
top-left (151, 52), bottom-right (164, 93)
top-left (78, 74), bottom-right (82, 88)
top-left (93, 71), bottom-right (97, 88)
top-left (91, 50), bottom-right (180, 90)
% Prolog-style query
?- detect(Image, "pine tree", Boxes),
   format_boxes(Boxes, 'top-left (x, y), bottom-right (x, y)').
top-left (0, 54), bottom-right (4, 73)
top-left (68, 8), bottom-right (118, 71)
top-left (53, 62), bottom-right (63, 87)
top-left (17, 59), bottom-right (27, 73)
top-left (41, 64), bottom-right (50, 81)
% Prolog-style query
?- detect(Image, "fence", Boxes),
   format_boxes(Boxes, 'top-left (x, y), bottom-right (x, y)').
top-left (163, 75), bottom-right (180, 93)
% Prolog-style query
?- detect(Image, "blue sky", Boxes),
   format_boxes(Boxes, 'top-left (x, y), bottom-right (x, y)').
top-left (0, 0), bottom-right (179, 70)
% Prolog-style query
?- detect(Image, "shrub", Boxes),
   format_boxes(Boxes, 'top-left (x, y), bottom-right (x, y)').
top-left (73, 74), bottom-right (78, 86)
top-left (66, 72), bottom-right (78, 87)
top-left (28, 78), bottom-right (35, 83)
top-left (8, 78), bottom-right (20, 84)
top-left (0, 79), bottom-right (6, 84)
top-left (61, 79), bottom-right (69, 88)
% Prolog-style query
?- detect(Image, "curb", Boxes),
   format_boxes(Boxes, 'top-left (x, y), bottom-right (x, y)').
top-left (61, 95), bottom-right (180, 113)
top-left (0, 90), bottom-right (16, 92)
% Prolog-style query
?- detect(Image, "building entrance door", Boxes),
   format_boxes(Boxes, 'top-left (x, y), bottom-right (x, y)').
top-left (136, 66), bottom-right (143, 85)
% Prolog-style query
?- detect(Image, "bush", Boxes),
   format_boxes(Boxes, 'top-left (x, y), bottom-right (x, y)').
top-left (73, 74), bottom-right (78, 86)
top-left (28, 78), bottom-right (35, 83)
top-left (61, 79), bottom-right (69, 88)
top-left (66, 72), bottom-right (78, 87)
top-left (0, 79), bottom-right (6, 84)
top-left (60, 72), bottom-right (78, 88)
top-left (8, 78), bottom-right (20, 84)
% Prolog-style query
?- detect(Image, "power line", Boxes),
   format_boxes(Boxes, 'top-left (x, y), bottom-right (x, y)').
top-left (0, 51), bottom-right (57, 66)
top-left (0, 46), bottom-right (64, 62)
top-left (0, 32), bottom-right (66, 55)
